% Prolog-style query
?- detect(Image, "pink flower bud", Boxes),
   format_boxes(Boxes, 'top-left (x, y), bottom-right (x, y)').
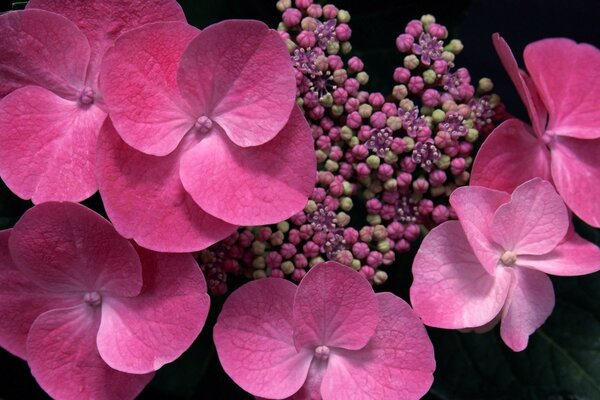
top-left (395, 33), bottom-right (414, 52)
top-left (282, 8), bottom-right (302, 27)
top-left (343, 227), bottom-right (359, 245)
top-left (356, 162), bottom-right (371, 177)
top-left (352, 242), bottom-right (370, 259)
top-left (427, 23), bottom-right (447, 39)
top-left (393, 67), bottom-right (411, 83)
top-left (450, 157), bottom-right (466, 175)
top-left (265, 251), bottom-right (283, 268)
top-left (311, 187), bottom-right (327, 202)
top-left (297, 30), bottom-right (317, 48)
top-left (344, 78), bottom-right (360, 94)
top-left (405, 20), bottom-right (423, 37)
top-left (344, 96), bottom-right (360, 113)
top-left (346, 111), bottom-right (362, 128)
top-left (333, 87), bottom-right (348, 104)
top-left (291, 268), bottom-right (306, 282)
top-left (408, 76), bottom-right (425, 93)
top-left (360, 265), bottom-right (375, 279)
top-left (368, 92), bottom-right (385, 108)
top-left (322, 4), bottom-right (338, 19)
top-left (367, 251), bottom-right (383, 268)
top-left (377, 164), bottom-right (394, 181)
top-left (382, 102), bottom-right (398, 117)
top-left (404, 224), bottom-right (420, 241)
top-left (366, 198), bottom-right (382, 214)
top-left (303, 241), bottom-right (320, 258)
top-left (294, 254), bottom-right (308, 269)
top-left (370, 111), bottom-right (387, 129)
top-left (432, 205), bottom-right (450, 224)
top-left (327, 55), bottom-right (344, 70)
top-left (429, 169), bottom-right (447, 186)
top-left (306, 4), bottom-right (322, 18)
top-left (295, 0), bottom-right (313, 8)
top-left (391, 137), bottom-right (407, 154)
top-left (348, 56), bottom-right (364, 72)
top-left (432, 59), bottom-right (448, 74)
top-left (323, 196), bottom-right (339, 210)
top-left (335, 23), bottom-right (352, 41)
top-left (351, 144), bottom-right (369, 160)
top-left (412, 177), bottom-right (429, 193)
top-left (396, 172), bottom-right (412, 189)
top-left (422, 88), bottom-right (440, 107)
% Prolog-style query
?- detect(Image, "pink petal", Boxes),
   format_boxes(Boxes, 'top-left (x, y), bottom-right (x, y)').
top-left (100, 21), bottom-right (200, 156)
top-left (524, 38), bottom-right (600, 139)
top-left (321, 293), bottom-right (435, 400)
top-left (178, 20), bottom-right (296, 147)
top-left (470, 119), bottom-right (552, 195)
top-left (491, 179), bottom-right (569, 255)
top-left (27, 305), bottom-right (154, 400)
top-left (0, 86), bottom-right (106, 203)
top-left (179, 106), bottom-right (315, 225)
top-left (519, 228), bottom-right (600, 276)
top-left (8, 202), bottom-right (142, 296)
top-left (0, 230), bottom-right (79, 359)
top-left (293, 261), bottom-right (379, 351)
top-left (410, 221), bottom-right (511, 329)
top-left (500, 268), bottom-right (554, 352)
top-left (214, 278), bottom-right (313, 399)
top-left (0, 9), bottom-right (89, 98)
top-left (290, 359), bottom-right (328, 400)
top-left (27, 0), bottom-right (186, 86)
top-left (97, 247), bottom-right (209, 374)
top-left (450, 185), bottom-right (510, 274)
top-left (492, 33), bottom-right (547, 136)
top-left (549, 136), bottom-right (600, 228)
top-left (96, 120), bottom-right (237, 252)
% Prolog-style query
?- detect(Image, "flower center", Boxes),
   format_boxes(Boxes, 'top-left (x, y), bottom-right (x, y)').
top-left (194, 115), bottom-right (213, 134)
top-left (83, 291), bottom-right (102, 307)
top-left (500, 250), bottom-right (517, 266)
top-left (314, 345), bottom-right (330, 360)
top-left (542, 130), bottom-right (556, 145)
top-left (78, 86), bottom-right (95, 106)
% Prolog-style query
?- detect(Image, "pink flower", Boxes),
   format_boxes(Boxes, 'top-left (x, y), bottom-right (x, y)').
top-left (97, 20), bottom-right (316, 252)
top-left (214, 261), bottom-right (435, 399)
top-left (471, 35), bottom-right (600, 227)
top-left (0, 202), bottom-right (210, 399)
top-left (410, 179), bottom-right (600, 351)
top-left (0, 0), bottom-right (185, 203)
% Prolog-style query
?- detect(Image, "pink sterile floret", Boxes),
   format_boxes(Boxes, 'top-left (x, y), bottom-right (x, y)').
top-left (0, 202), bottom-right (210, 400)
top-left (0, 0), bottom-right (186, 203)
top-left (97, 19), bottom-right (316, 253)
top-left (470, 34), bottom-right (600, 227)
top-left (214, 261), bottom-right (435, 399)
top-left (410, 178), bottom-right (600, 352)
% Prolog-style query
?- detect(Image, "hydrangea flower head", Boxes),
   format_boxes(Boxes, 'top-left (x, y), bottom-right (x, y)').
top-left (471, 35), bottom-right (600, 227)
top-left (97, 20), bottom-right (316, 252)
top-left (0, 0), bottom-right (185, 203)
top-left (410, 178), bottom-right (600, 351)
top-left (214, 261), bottom-right (435, 399)
top-left (0, 202), bottom-right (210, 399)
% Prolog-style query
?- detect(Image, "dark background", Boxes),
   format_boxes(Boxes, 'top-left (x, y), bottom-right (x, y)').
top-left (0, 0), bottom-right (599, 399)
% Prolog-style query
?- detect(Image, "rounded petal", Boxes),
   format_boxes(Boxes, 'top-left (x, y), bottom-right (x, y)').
top-left (321, 293), bottom-right (435, 400)
top-left (97, 248), bottom-right (209, 374)
top-left (0, 86), bottom-right (105, 203)
top-left (178, 20), bottom-right (296, 147)
top-left (470, 118), bottom-right (552, 194)
top-left (27, 305), bottom-right (154, 400)
top-left (450, 185), bottom-right (510, 274)
top-left (293, 262), bottom-right (379, 351)
top-left (96, 121), bottom-right (237, 253)
top-left (491, 179), bottom-right (569, 255)
top-left (0, 9), bottom-right (88, 98)
top-left (519, 230), bottom-right (600, 276)
top-left (500, 268), bottom-right (554, 352)
top-left (410, 221), bottom-right (511, 329)
top-left (0, 230), bottom-right (79, 359)
top-left (27, 0), bottom-right (186, 86)
top-left (524, 38), bottom-right (600, 139)
top-left (550, 136), bottom-right (600, 228)
top-left (492, 33), bottom-right (547, 136)
top-left (8, 202), bottom-right (142, 296)
top-left (214, 278), bottom-right (313, 399)
top-left (100, 21), bottom-right (200, 156)
top-left (180, 106), bottom-right (315, 225)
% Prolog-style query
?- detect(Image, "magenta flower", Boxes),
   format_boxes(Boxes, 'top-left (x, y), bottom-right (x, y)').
top-left (0, 0), bottom-right (185, 203)
top-left (0, 202), bottom-right (210, 399)
top-left (410, 179), bottom-right (600, 351)
top-left (97, 20), bottom-right (316, 252)
top-left (471, 35), bottom-right (600, 227)
top-left (214, 261), bottom-right (435, 399)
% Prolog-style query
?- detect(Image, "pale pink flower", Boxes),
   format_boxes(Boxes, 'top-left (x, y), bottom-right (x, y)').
top-left (97, 20), bottom-right (315, 252)
top-left (471, 34), bottom-right (600, 227)
top-left (0, 202), bottom-right (210, 400)
top-left (0, 0), bottom-right (186, 203)
top-left (410, 178), bottom-right (600, 351)
top-left (214, 261), bottom-right (435, 399)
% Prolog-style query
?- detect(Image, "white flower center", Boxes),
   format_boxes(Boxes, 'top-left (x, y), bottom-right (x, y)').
top-left (500, 250), bottom-right (517, 266)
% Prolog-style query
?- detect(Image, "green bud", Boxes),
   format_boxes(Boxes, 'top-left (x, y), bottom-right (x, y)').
top-left (356, 71), bottom-right (369, 85)
top-left (420, 14), bottom-right (435, 26)
top-left (332, 69), bottom-right (347, 85)
top-left (421, 106), bottom-right (433, 116)
top-left (383, 178), bottom-right (397, 191)
top-left (336, 211), bottom-right (350, 227)
top-left (331, 104), bottom-right (344, 117)
top-left (386, 116), bottom-right (402, 131)
top-left (435, 154), bottom-right (451, 169)
top-left (367, 213), bottom-right (382, 225)
top-left (466, 128), bottom-right (479, 143)
top-left (315, 149), bottom-right (328, 163)
top-left (351, 259), bottom-right (361, 270)
top-left (464, 118), bottom-right (474, 129)
top-left (478, 77), bottom-right (493, 93)
top-left (403, 54), bottom-right (420, 70)
top-left (252, 241), bottom-right (266, 255)
top-left (465, 156), bottom-right (473, 169)
top-left (324, 159), bottom-right (339, 172)
top-left (377, 239), bottom-right (391, 253)
top-left (366, 155), bottom-right (380, 169)
top-left (310, 256), bottom-right (325, 267)
top-left (445, 39), bottom-right (464, 54)
top-left (392, 84), bottom-right (408, 100)
top-left (403, 136), bottom-right (415, 152)
top-left (430, 186), bottom-right (446, 197)
top-left (276, 221), bottom-right (289, 233)
top-left (281, 261), bottom-right (294, 275)
top-left (489, 94), bottom-right (501, 107)
top-left (384, 151), bottom-right (399, 164)
top-left (340, 126), bottom-right (354, 141)
top-left (340, 41), bottom-right (352, 54)
top-left (373, 225), bottom-right (388, 241)
top-left (358, 176), bottom-right (371, 187)
top-left (252, 256), bottom-right (266, 269)
top-left (399, 98), bottom-right (415, 111)
top-left (295, 97), bottom-right (304, 107)
top-left (348, 136), bottom-right (359, 147)
top-left (373, 270), bottom-right (388, 285)
top-left (253, 269), bottom-right (267, 279)
top-left (285, 39), bottom-right (297, 53)
top-left (442, 51), bottom-right (455, 63)
top-left (442, 99), bottom-right (458, 112)
top-left (432, 109), bottom-right (446, 123)
top-left (301, 16), bottom-right (318, 31)
top-left (337, 9), bottom-right (351, 23)
top-left (362, 189), bottom-right (375, 200)
top-left (340, 196), bottom-right (353, 211)
top-left (369, 180), bottom-right (383, 193)
top-left (423, 69), bottom-right (437, 85)
top-left (319, 93), bottom-right (334, 107)
top-left (276, 0), bottom-right (291, 11)
top-left (270, 230), bottom-right (284, 246)
top-left (342, 181), bottom-right (353, 195)
top-left (304, 199), bottom-right (317, 214)
top-left (358, 103), bottom-right (373, 118)
top-left (456, 171), bottom-right (470, 186)
top-left (327, 41), bottom-right (340, 54)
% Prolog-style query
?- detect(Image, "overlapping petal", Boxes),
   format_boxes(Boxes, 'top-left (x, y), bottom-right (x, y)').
top-left (178, 20), bottom-right (296, 147)
top-left (470, 119), bottom-right (552, 195)
top-left (8, 202), bottom-right (142, 296)
top-left (411, 221), bottom-right (511, 329)
top-left (490, 179), bottom-right (569, 255)
top-left (549, 136), bottom-right (600, 228)
top-left (27, 305), bottom-right (154, 400)
top-left (524, 38), bottom-right (600, 139)
top-left (293, 262), bottom-right (379, 351)
top-left (499, 268), bottom-right (554, 352)
top-left (100, 22), bottom-right (200, 156)
top-left (96, 121), bottom-right (237, 252)
top-left (321, 293), bottom-right (435, 400)
top-left (97, 248), bottom-right (209, 374)
top-left (180, 107), bottom-right (315, 225)
top-left (214, 278), bottom-right (313, 399)
top-left (450, 185), bottom-right (510, 274)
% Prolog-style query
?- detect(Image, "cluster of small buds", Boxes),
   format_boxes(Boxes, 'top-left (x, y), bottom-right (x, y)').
top-left (196, 3), bottom-right (504, 294)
